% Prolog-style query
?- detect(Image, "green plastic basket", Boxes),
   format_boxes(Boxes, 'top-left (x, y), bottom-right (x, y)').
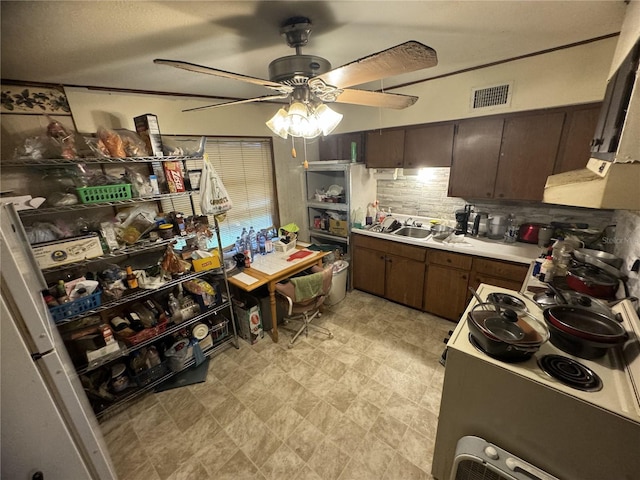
top-left (76, 184), bottom-right (132, 204)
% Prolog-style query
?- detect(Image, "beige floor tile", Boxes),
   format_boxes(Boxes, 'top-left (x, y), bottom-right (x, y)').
top-left (285, 418), bottom-right (325, 462)
top-left (102, 291), bottom-right (446, 480)
top-left (307, 438), bottom-right (351, 480)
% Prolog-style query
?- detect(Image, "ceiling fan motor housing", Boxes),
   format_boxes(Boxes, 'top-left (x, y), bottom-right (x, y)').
top-left (268, 55), bottom-right (332, 85)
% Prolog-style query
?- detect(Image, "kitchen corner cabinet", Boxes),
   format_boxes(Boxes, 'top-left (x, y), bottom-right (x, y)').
top-left (7, 154), bottom-right (238, 419)
top-left (352, 234), bottom-right (426, 309)
top-left (318, 132), bottom-right (364, 163)
top-left (305, 161), bottom-right (376, 252)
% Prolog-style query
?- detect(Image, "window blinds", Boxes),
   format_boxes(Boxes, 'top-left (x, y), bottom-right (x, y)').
top-left (160, 137), bottom-right (276, 249)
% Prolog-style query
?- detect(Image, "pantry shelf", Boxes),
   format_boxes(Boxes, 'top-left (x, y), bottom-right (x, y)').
top-left (18, 191), bottom-right (198, 217)
top-left (77, 302), bottom-right (231, 375)
top-left (2, 155), bottom-right (202, 167)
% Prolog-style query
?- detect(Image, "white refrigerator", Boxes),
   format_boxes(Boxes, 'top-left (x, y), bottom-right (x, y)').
top-left (1, 204), bottom-right (116, 479)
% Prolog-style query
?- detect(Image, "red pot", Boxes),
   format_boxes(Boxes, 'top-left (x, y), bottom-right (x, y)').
top-left (566, 265), bottom-right (619, 299)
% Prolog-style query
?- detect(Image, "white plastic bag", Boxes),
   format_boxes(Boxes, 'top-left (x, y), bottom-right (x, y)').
top-left (200, 154), bottom-right (232, 215)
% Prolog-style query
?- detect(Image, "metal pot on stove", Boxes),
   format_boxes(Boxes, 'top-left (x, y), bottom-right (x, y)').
top-left (467, 303), bottom-right (549, 361)
top-left (566, 264), bottom-right (620, 299)
top-left (543, 306), bottom-right (629, 359)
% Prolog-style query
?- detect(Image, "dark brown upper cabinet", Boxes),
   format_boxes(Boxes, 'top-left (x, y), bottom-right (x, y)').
top-left (365, 129), bottom-right (405, 168)
top-left (554, 103), bottom-right (601, 174)
top-left (404, 123), bottom-right (455, 168)
top-left (493, 111), bottom-right (565, 200)
top-left (449, 117), bottom-right (504, 199)
top-left (318, 132), bottom-right (365, 162)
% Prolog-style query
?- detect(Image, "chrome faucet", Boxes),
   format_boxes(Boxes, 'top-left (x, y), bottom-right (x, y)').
top-left (404, 217), bottom-right (414, 226)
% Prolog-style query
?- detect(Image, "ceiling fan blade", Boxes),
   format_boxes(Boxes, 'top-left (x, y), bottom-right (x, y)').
top-left (154, 58), bottom-right (292, 93)
top-left (315, 41), bottom-right (437, 89)
top-left (183, 94), bottom-right (289, 112)
top-left (334, 88), bottom-right (418, 109)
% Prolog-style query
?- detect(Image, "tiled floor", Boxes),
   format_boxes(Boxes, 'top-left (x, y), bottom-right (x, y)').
top-left (100, 290), bottom-right (453, 480)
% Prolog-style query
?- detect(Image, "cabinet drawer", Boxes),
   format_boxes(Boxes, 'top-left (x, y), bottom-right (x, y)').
top-left (428, 250), bottom-right (472, 270)
top-left (352, 234), bottom-right (389, 252)
top-left (472, 258), bottom-right (528, 282)
top-left (389, 242), bottom-right (427, 262)
top-left (352, 234), bottom-right (426, 262)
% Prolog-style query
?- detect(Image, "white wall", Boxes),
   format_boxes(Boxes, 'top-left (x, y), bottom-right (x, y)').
top-left (61, 36), bottom-right (616, 241)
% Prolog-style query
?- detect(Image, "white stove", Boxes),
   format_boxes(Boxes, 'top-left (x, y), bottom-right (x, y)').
top-left (432, 280), bottom-right (640, 480)
top-left (453, 283), bottom-right (640, 423)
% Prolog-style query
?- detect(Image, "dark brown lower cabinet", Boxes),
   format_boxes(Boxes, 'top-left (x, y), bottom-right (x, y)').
top-left (352, 246), bottom-right (385, 297)
top-left (385, 254), bottom-right (425, 310)
top-left (424, 264), bottom-right (470, 321)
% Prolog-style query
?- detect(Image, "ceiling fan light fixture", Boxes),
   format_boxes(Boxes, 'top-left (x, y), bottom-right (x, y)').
top-left (314, 103), bottom-right (343, 136)
top-left (266, 108), bottom-right (290, 139)
top-left (287, 101), bottom-right (309, 119)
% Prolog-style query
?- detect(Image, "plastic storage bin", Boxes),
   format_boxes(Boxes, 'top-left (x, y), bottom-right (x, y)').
top-left (49, 290), bottom-right (102, 323)
top-left (326, 261), bottom-right (349, 306)
top-left (76, 184), bottom-right (132, 204)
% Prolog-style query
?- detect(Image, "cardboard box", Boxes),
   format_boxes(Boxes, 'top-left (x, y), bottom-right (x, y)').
top-left (163, 161), bottom-right (186, 193)
top-left (192, 249), bottom-right (221, 272)
top-left (32, 235), bottom-right (103, 269)
top-left (134, 113), bottom-right (164, 157)
top-left (233, 297), bottom-right (263, 344)
top-left (329, 219), bottom-right (348, 236)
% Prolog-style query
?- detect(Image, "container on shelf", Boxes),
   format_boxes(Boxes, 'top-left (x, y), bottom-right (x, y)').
top-left (76, 184), bottom-right (132, 204)
top-left (49, 290), bottom-right (102, 323)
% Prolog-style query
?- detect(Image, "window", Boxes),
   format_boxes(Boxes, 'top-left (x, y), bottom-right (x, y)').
top-left (160, 136), bottom-right (278, 248)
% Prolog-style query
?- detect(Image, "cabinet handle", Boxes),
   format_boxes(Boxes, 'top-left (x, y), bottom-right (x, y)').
top-left (461, 275), bottom-right (467, 280)
top-left (498, 193), bottom-right (504, 198)
top-left (447, 259), bottom-right (452, 263)
top-left (486, 192), bottom-right (492, 197)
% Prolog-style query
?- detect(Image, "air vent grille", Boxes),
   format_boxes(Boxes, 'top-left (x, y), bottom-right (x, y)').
top-left (471, 83), bottom-right (512, 110)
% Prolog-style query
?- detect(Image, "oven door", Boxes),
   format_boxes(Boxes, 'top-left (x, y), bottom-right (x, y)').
top-left (451, 436), bottom-right (559, 480)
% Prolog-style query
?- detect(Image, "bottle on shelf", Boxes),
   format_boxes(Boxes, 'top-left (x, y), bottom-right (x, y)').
top-left (167, 293), bottom-right (183, 323)
top-left (265, 230), bottom-right (274, 253)
top-left (125, 266), bottom-right (139, 290)
top-left (110, 315), bottom-right (131, 332)
top-left (124, 310), bottom-right (145, 332)
top-left (234, 236), bottom-right (243, 254)
top-left (258, 230), bottom-right (266, 255)
top-left (56, 280), bottom-right (70, 303)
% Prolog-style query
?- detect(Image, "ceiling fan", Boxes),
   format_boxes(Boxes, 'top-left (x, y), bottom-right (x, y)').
top-left (154, 16), bottom-right (438, 114)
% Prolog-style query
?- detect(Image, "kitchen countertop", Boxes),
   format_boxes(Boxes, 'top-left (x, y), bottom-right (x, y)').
top-left (353, 227), bottom-right (541, 264)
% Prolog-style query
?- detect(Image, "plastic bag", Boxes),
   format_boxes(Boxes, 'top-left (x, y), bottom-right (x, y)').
top-left (124, 166), bottom-right (153, 197)
top-left (116, 130), bottom-right (149, 157)
top-left (200, 155), bottom-right (232, 215)
top-left (46, 115), bottom-right (77, 159)
top-left (14, 135), bottom-right (62, 160)
top-left (97, 127), bottom-right (126, 158)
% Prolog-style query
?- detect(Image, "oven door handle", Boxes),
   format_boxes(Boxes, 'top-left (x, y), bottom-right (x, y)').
top-left (505, 457), bottom-right (558, 480)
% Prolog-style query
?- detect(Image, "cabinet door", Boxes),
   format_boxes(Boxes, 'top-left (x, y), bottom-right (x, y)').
top-left (404, 123), bottom-right (454, 168)
top-left (554, 104), bottom-right (601, 173)
top-left (353, 247), bottom-right (386, 296)
top-left (448, 117), bottom-right (504, 198)
top-left (424, 265), bottom-right (469, 321)
top-left (385, 254), bottom-right (425, 309)
top-left (365, 129), bottom-right (405, 168)
top-left (494, 112), bottom-right (565, 200)
top-left (319, 136), bottom-right (340, 160)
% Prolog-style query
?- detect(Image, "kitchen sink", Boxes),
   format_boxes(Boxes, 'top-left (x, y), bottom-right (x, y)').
top-left (392, 226), bottom-right (432, 239)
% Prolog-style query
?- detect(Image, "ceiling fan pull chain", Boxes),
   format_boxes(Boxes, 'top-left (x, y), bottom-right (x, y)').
top-left (303, 138), bottom-right (308, 169)
top-left (291, 136), bottom-right (297, 158)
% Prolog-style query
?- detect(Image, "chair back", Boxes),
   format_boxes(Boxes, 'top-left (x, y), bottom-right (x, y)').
top-left (275, 265), bottom-right (333, 306)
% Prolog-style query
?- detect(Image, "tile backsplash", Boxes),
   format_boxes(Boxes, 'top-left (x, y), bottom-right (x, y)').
top-left (376, 167), bottom-right (616, 230)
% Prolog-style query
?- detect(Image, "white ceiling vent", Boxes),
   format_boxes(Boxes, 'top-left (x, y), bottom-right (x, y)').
top-left (470, 83), bottom-right (512, 110)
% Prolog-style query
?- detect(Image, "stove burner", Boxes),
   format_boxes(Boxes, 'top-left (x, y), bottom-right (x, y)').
top-left (537, 355), bottom-right (603, 392)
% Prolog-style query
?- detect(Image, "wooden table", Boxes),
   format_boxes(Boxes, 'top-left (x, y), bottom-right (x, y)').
top-left (227, 247), bottom-right (327, 343)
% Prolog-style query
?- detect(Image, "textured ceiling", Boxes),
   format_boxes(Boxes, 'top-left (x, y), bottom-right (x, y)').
top-left (0, 1), bottom-right (627, 102)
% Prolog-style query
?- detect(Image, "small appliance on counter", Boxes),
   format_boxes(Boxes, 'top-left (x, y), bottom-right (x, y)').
top-left (517, 222), bottom-right (551, 244)
top-left (455, 204), bottom-right (473, 235)
top-left (468, 212), bottom-right (489, 237)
